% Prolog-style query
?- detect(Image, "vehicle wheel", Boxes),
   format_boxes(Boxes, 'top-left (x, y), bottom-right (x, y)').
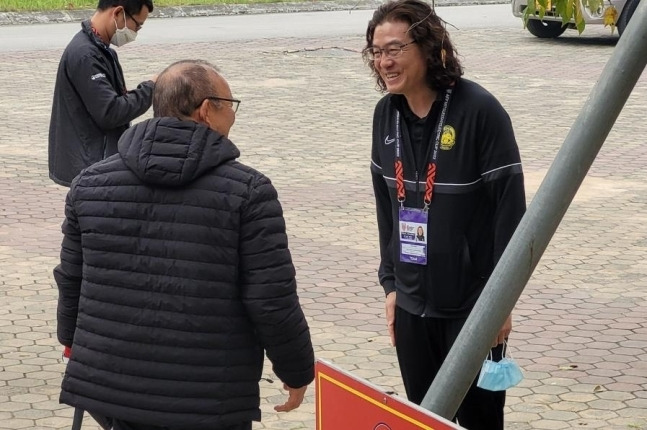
top-left (618, 0), bottom-right (640, 36)
top-left (526, 19), bottom-right (567, 38)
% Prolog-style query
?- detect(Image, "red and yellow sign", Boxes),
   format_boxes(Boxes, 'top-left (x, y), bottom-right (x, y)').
top-left (316, 359), bottom-right (464, 430)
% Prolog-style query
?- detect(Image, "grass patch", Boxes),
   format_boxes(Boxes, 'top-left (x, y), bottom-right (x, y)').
top-left (0, 0), bottom-right (294, 12)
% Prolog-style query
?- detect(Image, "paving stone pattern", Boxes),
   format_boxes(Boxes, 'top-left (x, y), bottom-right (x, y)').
top-left (0, 22), bottom-right (646, 430)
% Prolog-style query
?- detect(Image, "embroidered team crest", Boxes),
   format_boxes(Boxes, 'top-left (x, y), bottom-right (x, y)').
top-left (440, 125), bottom-right (456, 150)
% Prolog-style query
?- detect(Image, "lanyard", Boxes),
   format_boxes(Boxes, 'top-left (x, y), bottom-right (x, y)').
top-left (394, 89), bottom-right (452, 210)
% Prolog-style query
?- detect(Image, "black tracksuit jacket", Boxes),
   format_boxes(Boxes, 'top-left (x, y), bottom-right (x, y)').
top-left (48, 20), bottom-right (154, 187)
top-left (54, 117), bottom-right (315, 428)
top-left (370, 79), bottom-right (526, 318)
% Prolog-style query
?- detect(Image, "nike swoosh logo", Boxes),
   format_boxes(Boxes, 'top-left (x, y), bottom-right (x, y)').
top-left (385, 135), bottom-right (395, 145)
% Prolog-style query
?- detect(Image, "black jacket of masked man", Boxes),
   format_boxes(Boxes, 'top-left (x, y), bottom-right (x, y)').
top-left (48, 20), bottom-right (154, 187)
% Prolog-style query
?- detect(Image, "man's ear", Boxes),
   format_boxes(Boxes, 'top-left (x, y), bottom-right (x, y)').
top-left (197, 99), bottom-right (212, 127)
top-left (188, 99), bottom-right (208, 125)
top-left (112, 6), bottom-right (124, 19)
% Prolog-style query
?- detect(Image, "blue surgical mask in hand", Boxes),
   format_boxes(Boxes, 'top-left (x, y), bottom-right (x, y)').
top-left (476, 343), bottom-right (523, 392)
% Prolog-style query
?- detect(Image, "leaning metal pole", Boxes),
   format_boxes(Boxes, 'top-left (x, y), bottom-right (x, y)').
top-left (420, 2), bottom-right (647, 420)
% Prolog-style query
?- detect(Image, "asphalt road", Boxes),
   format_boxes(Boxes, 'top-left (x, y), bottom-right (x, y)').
top-left (0, 4), bottom-right (521, 52)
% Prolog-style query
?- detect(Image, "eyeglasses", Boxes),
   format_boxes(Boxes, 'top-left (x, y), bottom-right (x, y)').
top-left (201, 96), bottom-right (241, 113)
top-left (363, 41), bottom-right (416, 61)
top-left (125, 10), bottom-right (143, 31)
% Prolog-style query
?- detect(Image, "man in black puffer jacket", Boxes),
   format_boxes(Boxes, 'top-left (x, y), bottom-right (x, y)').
top-left (54, 59), bottom-right (315, 430)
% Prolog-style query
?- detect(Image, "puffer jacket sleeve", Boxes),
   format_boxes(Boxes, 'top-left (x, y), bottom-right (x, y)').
top-left (239, 174), bottom-right (315, 389)
top-left (54, 180), bottom-right (83, 347)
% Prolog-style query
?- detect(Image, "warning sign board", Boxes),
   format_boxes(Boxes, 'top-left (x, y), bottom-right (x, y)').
top-left (316, 359), bottom-right (464, 430)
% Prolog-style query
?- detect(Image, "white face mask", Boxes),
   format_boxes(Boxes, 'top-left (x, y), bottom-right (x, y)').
top-left (110, 12), bottom-right (137, 47)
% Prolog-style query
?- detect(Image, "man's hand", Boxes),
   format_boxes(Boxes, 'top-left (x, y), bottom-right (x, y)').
top-left (493, 313), bottom-right (512, 347)
top-left (385, 291), bottom-right (396, 347)
top-left (274, 384), bottom-right (307, 412)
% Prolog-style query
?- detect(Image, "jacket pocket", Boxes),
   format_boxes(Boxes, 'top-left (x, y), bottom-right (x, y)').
top-left (429, 235), bottom-right (482, 312)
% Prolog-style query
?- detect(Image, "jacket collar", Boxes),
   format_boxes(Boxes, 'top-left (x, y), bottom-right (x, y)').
top-left (81, 20), bottom-right (110, 50)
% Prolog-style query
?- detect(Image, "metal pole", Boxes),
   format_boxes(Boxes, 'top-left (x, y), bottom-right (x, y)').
top-left (71, 407), bottom-right (84, 430)
top-left (420, 2), bottom-right (647, 419)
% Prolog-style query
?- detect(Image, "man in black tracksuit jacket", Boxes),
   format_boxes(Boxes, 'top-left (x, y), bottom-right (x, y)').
top-left (48, 0), bottom-right (155, 187)
top-left (54, 60), bottom-right (314, 430)
top-left (365, 1), bottom-right (526, 429)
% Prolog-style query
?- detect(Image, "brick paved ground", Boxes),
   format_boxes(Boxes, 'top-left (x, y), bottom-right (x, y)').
top-left (1, 15), bottom-right (646, 430)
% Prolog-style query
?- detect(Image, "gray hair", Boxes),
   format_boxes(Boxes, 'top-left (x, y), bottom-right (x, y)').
top-left (153, 60), bottom-right (222, 119)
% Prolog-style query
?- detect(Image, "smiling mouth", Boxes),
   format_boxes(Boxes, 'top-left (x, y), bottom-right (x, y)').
top-left (384, 72), bottom-right (400, 80)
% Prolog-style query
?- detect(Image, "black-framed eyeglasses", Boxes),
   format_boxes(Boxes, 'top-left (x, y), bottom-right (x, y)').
top-left (363, 41), bottom-right (416, 61)
top-left (125, 10), bottom-right (143, 31)
top-left (200, 96), bottom-right (241, 113)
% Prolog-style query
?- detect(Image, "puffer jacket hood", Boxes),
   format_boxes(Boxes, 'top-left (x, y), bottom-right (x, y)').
top-left (118, 117), bottom-right (240, 187)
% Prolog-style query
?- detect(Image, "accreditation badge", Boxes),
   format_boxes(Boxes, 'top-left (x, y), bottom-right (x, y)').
top-left (398, 207), bottom-right (428, 265)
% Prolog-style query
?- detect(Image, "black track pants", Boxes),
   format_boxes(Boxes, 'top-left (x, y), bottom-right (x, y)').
top-left (394, 306), bottom-right (505, 430)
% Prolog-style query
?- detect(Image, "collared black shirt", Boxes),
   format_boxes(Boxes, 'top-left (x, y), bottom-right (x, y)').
top-left (392, 95), bottom-right (442, 174)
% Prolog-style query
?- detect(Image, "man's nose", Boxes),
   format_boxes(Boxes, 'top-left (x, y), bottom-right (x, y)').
top-left (378, 55), bottom-right (394, 68)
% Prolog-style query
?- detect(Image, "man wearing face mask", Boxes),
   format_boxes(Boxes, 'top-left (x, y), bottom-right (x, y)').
top-left (48, 0), bottom-right (156, 187)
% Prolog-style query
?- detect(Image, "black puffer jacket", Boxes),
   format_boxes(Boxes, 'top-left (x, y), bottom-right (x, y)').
top-left (54, 117), bottom-right (314, 428)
